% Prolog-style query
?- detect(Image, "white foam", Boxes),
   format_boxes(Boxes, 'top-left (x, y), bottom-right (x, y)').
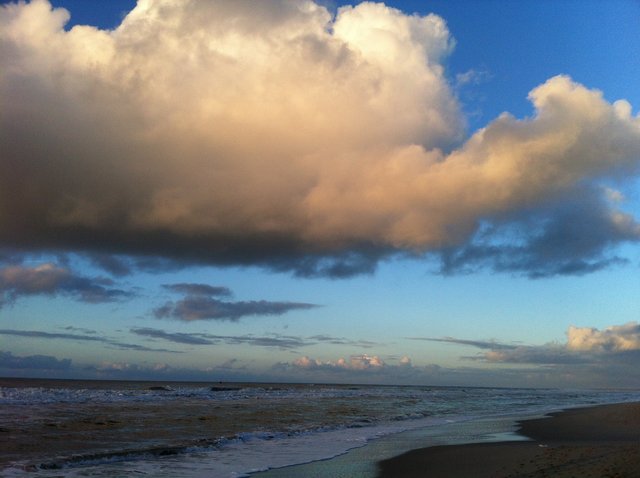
top-left (2, 416), bottom-right (451, 477)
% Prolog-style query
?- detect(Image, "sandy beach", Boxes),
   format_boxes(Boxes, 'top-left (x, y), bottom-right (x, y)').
top-left (377, 402), bottom-right (640, 478)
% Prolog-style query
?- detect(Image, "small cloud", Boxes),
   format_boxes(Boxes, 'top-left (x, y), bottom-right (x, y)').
top-left (603, 187), bottom-right (625, 204)
top-left (0, 329), bottom-right (108, 343)
top-left (399, 355), bottom-right (412, 366)
top-left (411, 336), bottom-right (518, 350)
top-left (131, 326), bottom-right (315, 350)
top-left (0, 263), bottom-right (133, 307)
top-left (0, 328), bottom-right (181, 353)
top-left (162, 283), bottom-right (232, 297)
top-left (455, 68), bottom-right (492, 88)
top-left (217, 358), bottom-right (242, 370)
top-left (154, 282), bottom-right (318, 321)
top-left (131, 327), bottom-right (214, 345)
top-left (62, 325), bottom-right (98, 334)
top-left (308, 334), bottom-right (378, 348)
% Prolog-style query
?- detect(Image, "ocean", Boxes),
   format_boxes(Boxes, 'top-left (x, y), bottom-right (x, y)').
top-left (1, 378), bottom-right (638, 477)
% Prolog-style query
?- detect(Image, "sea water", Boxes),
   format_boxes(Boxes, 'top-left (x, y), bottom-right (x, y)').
top-left (1, 378), bottom-right (637, 477)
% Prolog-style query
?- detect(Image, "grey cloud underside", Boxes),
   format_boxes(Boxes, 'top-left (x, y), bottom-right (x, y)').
top-left (0, 329), bottom-right (182, 353)
top-left (1, 231), bottom-right (388, 279)
top-left (438, 188), bottom-right (640, 278)
top-left (88, 253), bottom-right (133, 277)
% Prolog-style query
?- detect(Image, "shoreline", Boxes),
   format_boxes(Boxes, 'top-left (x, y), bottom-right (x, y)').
top-left (377, 401), bottom-right (640, 478)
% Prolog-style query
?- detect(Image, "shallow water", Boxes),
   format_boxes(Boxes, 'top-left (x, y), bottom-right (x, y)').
top-left (1, 378), bottom-right (637, 477)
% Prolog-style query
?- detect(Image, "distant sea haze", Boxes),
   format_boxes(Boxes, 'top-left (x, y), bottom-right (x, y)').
top-left (2, 378), bottom-right (638, 477)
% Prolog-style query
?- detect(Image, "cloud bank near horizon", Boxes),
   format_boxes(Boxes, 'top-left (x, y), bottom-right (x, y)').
top-left (417, 322), bottom-right (640, 366)
top-left (2, 0), bottom-right (640, 277)
top-left (4, 321), bottom-right (640, 387)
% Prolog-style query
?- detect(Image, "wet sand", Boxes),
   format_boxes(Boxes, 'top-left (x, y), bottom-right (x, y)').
top-left (378, 402), bottom-right (640, 478)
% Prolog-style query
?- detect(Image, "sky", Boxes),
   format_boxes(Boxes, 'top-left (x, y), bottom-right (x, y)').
top-left (1, 0), bottom-right (639, 388)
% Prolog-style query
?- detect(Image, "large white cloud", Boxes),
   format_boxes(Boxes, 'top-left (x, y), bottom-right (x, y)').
top-left (1, 0), bottom-right (639, 276)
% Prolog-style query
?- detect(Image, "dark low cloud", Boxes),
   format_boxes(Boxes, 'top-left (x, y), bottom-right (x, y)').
top-left (0, 350), bottom-right (72, 370)
top-left (0, 263), bottom-right (133, 307)
top-left (62, 325), bottom-right (98, 334)
top-left (225, 334), bottom-right (310, 350)
top-left (309, 335), bottom-right (378, 348)
top-left (154, 282), bottom-right (318, 321)
top-left (88, 253), bottom-right (133, 277)
top-left (154, 298), bottom-right (318, 321)
top-left (132, 327), bottom-right (311, 350)
top-left (412, 336), bottom-right (519, 350)
top-left (131, 326), bottom-right (375, 351)
top-left (162, 283), bottom-right (232, 297)
top-left (438, 188), bottom-right (640, 278)
top-left (0, 328), bottom-right (182, 353)
top-left (0, 329), bottom-right (107, 343)
top-left (131, 327), bottom-right (214, 345)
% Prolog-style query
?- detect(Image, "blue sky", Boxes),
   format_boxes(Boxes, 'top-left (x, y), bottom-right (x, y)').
top-left (1, 0), bottom-right (639, 387)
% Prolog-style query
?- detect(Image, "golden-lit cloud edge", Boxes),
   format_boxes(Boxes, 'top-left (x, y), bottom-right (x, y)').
top-left (1, 0), bottom-right (639, 277)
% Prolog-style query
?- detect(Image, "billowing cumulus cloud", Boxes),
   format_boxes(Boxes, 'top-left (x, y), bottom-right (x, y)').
top-left (1, 1), bottom-right (639, 277)
top-left (0, 263), bottom-right (133, 307)
top-left (293, 353), bottom-right (386, 370)
top-left (154, 282), bottom-right (317, 321)
top-left (279, 353), bottom-right (458, 384)
top-left (567, 322), bottom-right (640, 353)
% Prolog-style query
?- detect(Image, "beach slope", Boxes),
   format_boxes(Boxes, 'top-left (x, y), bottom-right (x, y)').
top-left (378, 402), bottom-right (640, 478)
